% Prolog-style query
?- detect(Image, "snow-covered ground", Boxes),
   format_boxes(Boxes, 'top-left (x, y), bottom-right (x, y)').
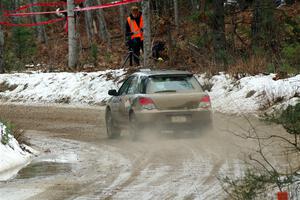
top-left (0, 70), bottom-right (299, 114)
top-left (0, 69), bottom-right (125, 105)
top-left (207, 73), bottom-right (300, 114)
top-left (0, 123), bottom-right (37, 181)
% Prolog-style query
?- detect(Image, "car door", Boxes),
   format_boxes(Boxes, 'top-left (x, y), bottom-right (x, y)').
top-left (112, 76), bottom-right (134, 124)
top-left (119, 75), bottom-right (139, 125)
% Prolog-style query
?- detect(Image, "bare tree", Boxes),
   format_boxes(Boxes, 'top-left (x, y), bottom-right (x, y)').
top-left (190, 0), bottom-right (198, 11)
top-left (252, 0), bottom-right (263, 47)
top-left (251, 0), bottom-right (275, 47)
top-left (119, 5), bottom-right (126, 41)
top-left (200, 0), bottom-right (206, 16)
top-left (0, 0), bottom-right (4, 73)
top-left (84, 0), bottom-right (94, 45)
top-left (173, 0), bottom-right (179, 33)
top-left (211, 0), bottom-right (226, 67)
top-left (67, 0), bottom-right (78, 68)
top-left (0, 24), bottom-right (4, 74)
top-left (30, 0), bottom-right (47, 44)
top-left (95, 0), bottom-right (111, 46)
top-left (142, 0), bottom-right (151, 67)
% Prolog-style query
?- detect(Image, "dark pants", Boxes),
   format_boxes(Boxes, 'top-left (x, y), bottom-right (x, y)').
top-left (127, 38), bottom-right (143, 66)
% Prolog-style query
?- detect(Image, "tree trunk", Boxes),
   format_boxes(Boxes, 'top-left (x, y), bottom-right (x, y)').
top-left (0, 26), bottom-right (3, 73)
top-left (173, 0), bottom-right (179, 33)
top-left (30, 0), bottom-right (47, 44)
top-left (67, 0), bottom-right (78, 68)
top-left (95, 0), bottom-right (111, 46)
top-left (119, 5), bottom-right (125, 41)
top-left (251, 0), bottom-right (275, 48)
top-left (0, 6), bottom-right (4, 74)
top-left (155, 0), bottom-right (159, 15)
top-left (11, 0), bottom-right (19, 28)
top-left (190, 0), bottom-right (198, 10)
top-left (252, 0), bottom-right (262, 47)
top-left (211, 0), bottom-right (226, 66)
top-left (142, 0), bottom-right (151, 67)
top-left (167, 19), bottom-right (174, 66)
top-left (84, 0), bottom-right (94, 45)
top-left (200, 0), bottom-right (205, 15)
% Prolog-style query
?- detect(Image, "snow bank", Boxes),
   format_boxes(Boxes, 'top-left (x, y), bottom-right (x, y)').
top-left (0, 123), bottom-right (35, 181)
top-left (0, 69), bottom-right (299, 114)
top-left (0, 69), bottom-right (125, 105)
top-left (206, 73), bottom-right (300, 114)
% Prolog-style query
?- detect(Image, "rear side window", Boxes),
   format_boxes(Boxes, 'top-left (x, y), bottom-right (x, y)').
top-left (127, 76), bottom-right (139, 94)
top-left (139, 76), bottom-right (149, 94)
top-left (146, 75), bottom-right (203, 94)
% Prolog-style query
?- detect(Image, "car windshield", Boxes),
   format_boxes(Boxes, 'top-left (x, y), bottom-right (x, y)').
top-left (146, 75), bottom-right (203, 94)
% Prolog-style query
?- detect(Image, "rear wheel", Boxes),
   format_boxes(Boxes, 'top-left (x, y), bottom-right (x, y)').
top-left (106, 109), bottom-right (120, 139)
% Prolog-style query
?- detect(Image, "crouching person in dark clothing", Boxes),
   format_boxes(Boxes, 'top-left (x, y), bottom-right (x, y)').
top-left (125, 6), bottom-right (144, 66)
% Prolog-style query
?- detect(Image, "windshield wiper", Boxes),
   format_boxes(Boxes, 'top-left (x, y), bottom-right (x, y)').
top-left (154, 90), bottom-right (177, 93)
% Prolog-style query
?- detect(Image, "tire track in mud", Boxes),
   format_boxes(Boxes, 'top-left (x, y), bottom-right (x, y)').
top-left (22, 132), bottom-right (133, 200)
top-left (103, 137), bottom-right (230, 200)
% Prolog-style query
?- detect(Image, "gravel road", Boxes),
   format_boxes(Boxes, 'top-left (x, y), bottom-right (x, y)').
top-left (0, 104), bottom-right (288, 200)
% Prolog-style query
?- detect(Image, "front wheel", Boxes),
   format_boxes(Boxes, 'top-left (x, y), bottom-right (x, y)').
top-left (106, 110), bottom-right (120, 139)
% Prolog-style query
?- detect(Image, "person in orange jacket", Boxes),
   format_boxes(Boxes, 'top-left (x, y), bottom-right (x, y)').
top-left (125, 6), bottom-right (143, 66)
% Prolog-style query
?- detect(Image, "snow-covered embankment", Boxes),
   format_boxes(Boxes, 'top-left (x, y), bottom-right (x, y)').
top-left (0, 69), bottom-right (125, 105)
top-left (0, 123), bottom-right (36, 181)
top-left (0, 70), bottom-right (299, 114)
top-left (199, 73), bottom-right (300, 115)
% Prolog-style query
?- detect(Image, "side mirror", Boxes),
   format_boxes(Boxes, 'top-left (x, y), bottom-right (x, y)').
top-left (108, 89), bottom-right (118, 96)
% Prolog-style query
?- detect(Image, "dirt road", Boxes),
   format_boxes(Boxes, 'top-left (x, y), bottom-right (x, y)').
top-left (0, 104), bottom-right (288, 200)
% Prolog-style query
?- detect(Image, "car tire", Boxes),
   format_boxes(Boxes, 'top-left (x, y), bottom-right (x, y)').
top-left (106, 109), bottom-right (121, 139)
top-left (129, 113), bottom-right (140, 141)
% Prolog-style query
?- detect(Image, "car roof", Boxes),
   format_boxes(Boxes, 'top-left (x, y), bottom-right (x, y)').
top-left (133, 70), bottom-right (193, 77)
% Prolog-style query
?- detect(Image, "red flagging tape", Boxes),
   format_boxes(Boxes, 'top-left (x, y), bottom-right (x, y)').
top-left (4, 0), bottom-right (141, 17)
top-left (6, 0), bottom-right (85, 14)
top-left (277, 192), bottom-right (288, 200)
top-left (76, 0), bottom-right (141, 12)
top-left (0, 17), bottom-right (65, 27)
top-left (0, 0), bottom-right (141, 27)
top-left (9, 2), bottom-right (66, 13)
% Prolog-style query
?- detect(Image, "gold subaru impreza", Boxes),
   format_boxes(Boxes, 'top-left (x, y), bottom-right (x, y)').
top-left (105, 70), bottom-right (212, 139)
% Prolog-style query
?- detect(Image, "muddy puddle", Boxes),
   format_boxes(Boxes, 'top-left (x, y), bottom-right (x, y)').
top-left (16, 162), bottom-right (72, 179)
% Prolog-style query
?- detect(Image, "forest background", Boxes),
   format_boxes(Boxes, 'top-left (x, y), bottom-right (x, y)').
top-left (0, 0), bottom-right (298, 76)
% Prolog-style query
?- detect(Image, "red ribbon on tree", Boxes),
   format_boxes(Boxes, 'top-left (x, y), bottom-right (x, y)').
top-left (3, 0), bottom-right (141, 17)
top-left (5, 0), bottom-right (85, 14)
top-left (0, 0), bottom-right (141, 27)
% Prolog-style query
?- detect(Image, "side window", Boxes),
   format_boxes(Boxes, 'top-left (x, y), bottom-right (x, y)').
top-left (127, 76), bottom-right (139, 94)
top-left (118, 76), bottom-right (133, 95)
top-left (139, 76), bottom-right (148, 94)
